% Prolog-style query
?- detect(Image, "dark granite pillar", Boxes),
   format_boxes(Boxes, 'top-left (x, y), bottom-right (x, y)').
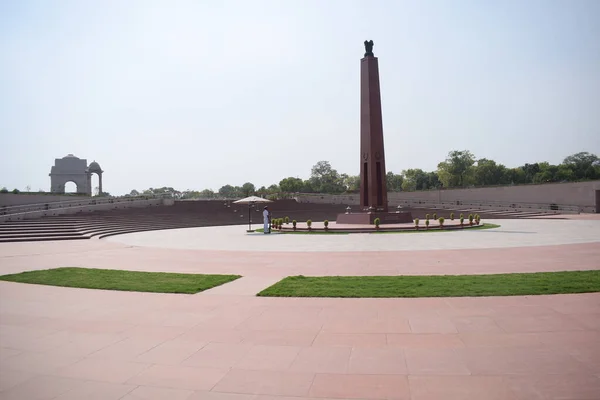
top-left (359, 42), bottom-right (388, 212)
top-left (336, 41), bottom-right (413, 225)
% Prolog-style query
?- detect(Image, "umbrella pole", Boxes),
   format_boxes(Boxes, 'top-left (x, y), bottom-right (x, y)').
top-left (248, 203), bottom-right (251, 231)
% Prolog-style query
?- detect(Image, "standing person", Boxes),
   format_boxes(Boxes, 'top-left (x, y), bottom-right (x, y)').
top-left (263, 206), bottom-right (271, 234)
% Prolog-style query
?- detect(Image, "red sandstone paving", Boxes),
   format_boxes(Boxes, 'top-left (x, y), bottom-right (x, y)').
top-left (1, 235), bottom-right (600, 399)
top-left (1, 239), bottom-right (599, 278)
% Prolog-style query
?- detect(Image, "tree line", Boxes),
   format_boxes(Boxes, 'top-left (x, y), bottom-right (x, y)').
top-left (128, 151), bottom-right (599, 199)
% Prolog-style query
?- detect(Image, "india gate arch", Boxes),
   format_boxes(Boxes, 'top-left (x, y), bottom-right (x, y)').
top-left (49, 154), bottom-right (104, 195)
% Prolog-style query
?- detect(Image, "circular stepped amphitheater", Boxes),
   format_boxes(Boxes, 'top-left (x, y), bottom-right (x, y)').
top-left (0, 199), bottom-right (557, 243)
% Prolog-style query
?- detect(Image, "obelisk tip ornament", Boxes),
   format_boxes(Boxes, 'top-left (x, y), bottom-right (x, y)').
top-left (364, 40), bottom-right (374, 57)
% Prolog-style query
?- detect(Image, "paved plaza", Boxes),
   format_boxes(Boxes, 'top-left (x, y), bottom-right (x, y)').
top-left (1, 217), bottom-right (600, 399)
top-left (106, 219), bottom-right (600, 252)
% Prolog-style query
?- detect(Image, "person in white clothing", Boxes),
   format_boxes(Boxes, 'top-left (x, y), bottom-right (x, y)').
top-left (263, 206), bottom-right (271, 234)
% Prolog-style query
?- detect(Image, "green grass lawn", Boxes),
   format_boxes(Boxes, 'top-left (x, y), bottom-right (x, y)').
top-left (375, 223), bottom-right (500, 233)
top-left (0, 267), bottom-right (241, 294)
top-left (257, 270), bottom-right (600, 298)
top-left (255, 227), bottom-right (348, 234)
top-left (256, 223), bottom-right (500, 234)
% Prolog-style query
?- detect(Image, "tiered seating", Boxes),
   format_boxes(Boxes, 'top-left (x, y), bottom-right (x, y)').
top-left (0, 199), bottom-right (554, 243)
top-left (0, 200), bottom-right (347, 242)
top-left (410, 206), bottom-right (555, 219)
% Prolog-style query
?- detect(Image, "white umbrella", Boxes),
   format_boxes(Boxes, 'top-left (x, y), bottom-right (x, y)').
top-left (233, 196), bottom-right (272, 231)
top-left (233, 196), bottom-right (272, 205)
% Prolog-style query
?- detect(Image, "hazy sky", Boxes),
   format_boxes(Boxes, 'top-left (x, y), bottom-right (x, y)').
top-left (1, 0), bottom-right (599, 195)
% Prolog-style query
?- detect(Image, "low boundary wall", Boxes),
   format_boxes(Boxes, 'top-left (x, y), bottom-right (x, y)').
top-left (295, 180), bottom-right (600, 213)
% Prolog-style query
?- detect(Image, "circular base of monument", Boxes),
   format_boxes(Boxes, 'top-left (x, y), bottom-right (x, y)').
top-left (104, 219), bottom-right (600, 253)
top-left (281, 219), bottom-right (485, 233)
top-left (335, 211), bottom-right (414, 225)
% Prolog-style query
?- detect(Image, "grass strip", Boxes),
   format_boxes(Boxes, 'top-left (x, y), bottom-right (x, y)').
top-left (256, 227), bottom-right (348, 234)
top-left (256, 223), bottom-right (500, 234)
top-left (0, 267), bottom-right (240, 294)
top-left (257, 270), bottom-right (600, 298)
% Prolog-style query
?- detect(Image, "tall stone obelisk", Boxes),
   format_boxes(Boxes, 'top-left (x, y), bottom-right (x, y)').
top-left (359, 40), bottom-right (388, 212)
top-left (336, 40), bottom-right (412, 225)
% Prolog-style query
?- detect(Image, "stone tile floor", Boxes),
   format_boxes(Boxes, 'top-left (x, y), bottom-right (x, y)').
top-left (0, 217), bottom-right (599, 399)
top-left (105, 219), bottom-right (600, 252)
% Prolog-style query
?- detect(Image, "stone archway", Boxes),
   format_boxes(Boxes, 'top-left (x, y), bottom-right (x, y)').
top-left (63, 181), bottom-right (78, 193)
top-left (49, 154), bottom-right (104, 195)
top-left (87, 161), bottom-right (104, 195)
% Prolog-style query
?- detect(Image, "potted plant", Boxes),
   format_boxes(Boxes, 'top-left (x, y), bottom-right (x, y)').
top-left (324, 220), bottom-right (329, 231)
top-left (468, 214), bottom-right (474, 226)
top-left (414, 218), bottom-right (419, 230)
top-left (450, 212), bottom-right (455, 221)
top-left (460, 216), bottom-right (464, 227)
top-left (460, 213), bottom-right (464, 220)
top-left (425, 219), bottom-right (430, 229)
top-left (292, 220), bottom-right (297, 231)
top-left (439, 216), bottom-right (445, 229)
top-left (425, 213), bottom-right (430, 220)
top-left (476, 215), bottom-right (481, 225)
top-left (307, 219), bottom-right (312, 231)
top-left (374, 217), bottom-right (381, 230)
top-left (433, 212), bottom-right (437, 220)
top-left (284, 216), bottom-right (290, 225)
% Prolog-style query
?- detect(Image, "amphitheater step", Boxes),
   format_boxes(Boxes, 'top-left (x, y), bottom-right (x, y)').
top-left (0, 225), bottom-right (80, 232)
top-left (0, 231), bottom-right (87, 239)
top-left (512, 211), bottom-right (557, 217)
top-left (0, 228), bottom-right (81, 235)
top-left (0, 235), bottom-right (90, 243)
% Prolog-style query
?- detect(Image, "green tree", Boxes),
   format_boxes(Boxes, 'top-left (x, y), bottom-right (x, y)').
top-left (180, 190), bottom-right (198, 199)
top-left (437, 150), bottom-right (476, 188)
top-left (555, 164), bottom-right (575, 181)
top-left (562, 152), bottom-right (599, 180)
top-left (218, 185), bottom-right (237, 198)
top-left (279, 177), bottom-right (304, 193)
top-left (301, 180), bottom-right (315, 193)
top-left (309, 161), bottom-right (345, 193)
top-left (473, 158), bottom-right (509, 186)
top-left (187, 189), bottom-right (214, 198)
top-left (342, 174), bottom-right (360, 192)
top-left (533, 162), bottom-right (559, 184)
top-left (401, 169), bottom-right (429, 191)
top-left (504, 167), bottom-right (528, 185)
top-left (0, 187), bottom-right (8, 193)
top-left (256, 186), bottom-right (268, 197)
top-left (202, 189), bottom-right (215, 198)
top-left (241, 182), bottom-right (256, 197)
top-left (129, 189), bottom-right (140, 196)
top-left (425, 171), bottom-right (441, 189)
top-left (386, 172), bottom-right (404, 192)
top-left (521, 163), bottom-right (540, 183)
top-left (141, 187), bottom-right (181, 198)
